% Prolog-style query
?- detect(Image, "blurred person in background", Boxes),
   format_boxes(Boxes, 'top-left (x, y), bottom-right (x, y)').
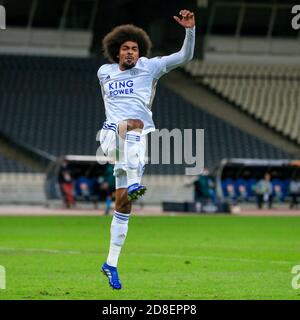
top-left (194, 168), bottom-right (217, 205)
top-left (95, 164), bottom-right (116, 215)
top-left (76, 175), bottom-right (93, 201)
top-left (289, 177), bottom-right (300, 209)
top-left (58, 160), bottom-right (75, 208)
top-left (255, 173), bottom-right (273, 209)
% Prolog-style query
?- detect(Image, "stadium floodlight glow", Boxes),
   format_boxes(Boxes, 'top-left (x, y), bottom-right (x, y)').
top-left (0, 5), bottom-right (6, 30)
top-left (197, 0), bottom-right (208, 8)
top-left (291, 5), bottom-right (300, 30)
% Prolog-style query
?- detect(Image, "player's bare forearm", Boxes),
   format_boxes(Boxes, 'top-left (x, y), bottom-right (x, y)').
top-left (173, 9), bottom-right (195, 29)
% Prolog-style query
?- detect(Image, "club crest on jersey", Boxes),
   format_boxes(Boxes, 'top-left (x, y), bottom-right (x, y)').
top-left (108, 80), bottom-right (134, 96)
top-left (130, 68), bottom-right (139, 76)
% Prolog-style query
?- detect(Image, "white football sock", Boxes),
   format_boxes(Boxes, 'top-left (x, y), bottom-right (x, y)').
top-left (106, 211), bottom-right (130, 267)
top-left (125, 130), bottom-right (141, 187)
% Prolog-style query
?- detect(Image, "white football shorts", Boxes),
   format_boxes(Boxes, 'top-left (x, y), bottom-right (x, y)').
top-left (99, 121), bottom-right (146, 189)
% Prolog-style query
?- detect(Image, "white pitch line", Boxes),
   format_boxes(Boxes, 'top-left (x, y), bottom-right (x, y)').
top-left (0, 248), bottom-right (296, 266)
top-left (127, 253), bottom-right (296, 265)
top-left (0, 247), bottom-right (81, 255)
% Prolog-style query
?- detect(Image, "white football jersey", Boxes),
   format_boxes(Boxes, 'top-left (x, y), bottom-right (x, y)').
top-left (97, 57), bottom-right (167, 135)
top-left (97, 27), bottom-right (195, 135)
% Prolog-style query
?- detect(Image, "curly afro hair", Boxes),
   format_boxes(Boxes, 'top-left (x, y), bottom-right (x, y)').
top-left (102, 24), bottom-right (152, 63)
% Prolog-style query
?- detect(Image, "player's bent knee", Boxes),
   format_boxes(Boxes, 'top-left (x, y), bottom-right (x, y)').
top-left (127, 119), bottom-right (144, 131)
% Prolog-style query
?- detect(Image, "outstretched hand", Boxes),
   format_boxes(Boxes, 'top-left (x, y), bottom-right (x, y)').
top-left (173, 9), bottom-right (195, 28)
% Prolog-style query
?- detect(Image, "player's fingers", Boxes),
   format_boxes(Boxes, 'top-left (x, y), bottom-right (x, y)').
top-left (173, 16), bottom-right (182, 24)
top-left (185, 11), bottom-right (193, 17)
top-left (179, 9), bottom-right (188, 17)
top-left (187, 12), bottom-right (194, 20)
top-left (180, 10), bottom-right (193, 19)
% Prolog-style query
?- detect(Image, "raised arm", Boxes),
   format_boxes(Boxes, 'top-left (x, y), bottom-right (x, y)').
top-left (162, 9), bottom-right (196, 72)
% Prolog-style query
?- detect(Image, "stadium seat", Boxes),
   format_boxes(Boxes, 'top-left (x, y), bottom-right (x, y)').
top-left (185, 60), bottom-right (300, 145)
top-left (0, 154), bottom-right (34, 173)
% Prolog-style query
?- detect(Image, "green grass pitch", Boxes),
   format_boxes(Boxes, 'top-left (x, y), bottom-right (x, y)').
top-left (0, 215), bottom-right (300, 300)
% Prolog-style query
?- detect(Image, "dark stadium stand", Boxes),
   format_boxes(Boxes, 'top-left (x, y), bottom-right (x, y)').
top-left (0, 153), bottom-right (34, 173)
top-left (185, 60), bottom-right (300, 145)
top-left (0, 54), bottom-right (293, 175)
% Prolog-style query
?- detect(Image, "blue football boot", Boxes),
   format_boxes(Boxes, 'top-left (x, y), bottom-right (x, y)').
top-left (101, 262), bottom-right (122, 290)
top-left (127, 183), bottom-right (147, 202)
